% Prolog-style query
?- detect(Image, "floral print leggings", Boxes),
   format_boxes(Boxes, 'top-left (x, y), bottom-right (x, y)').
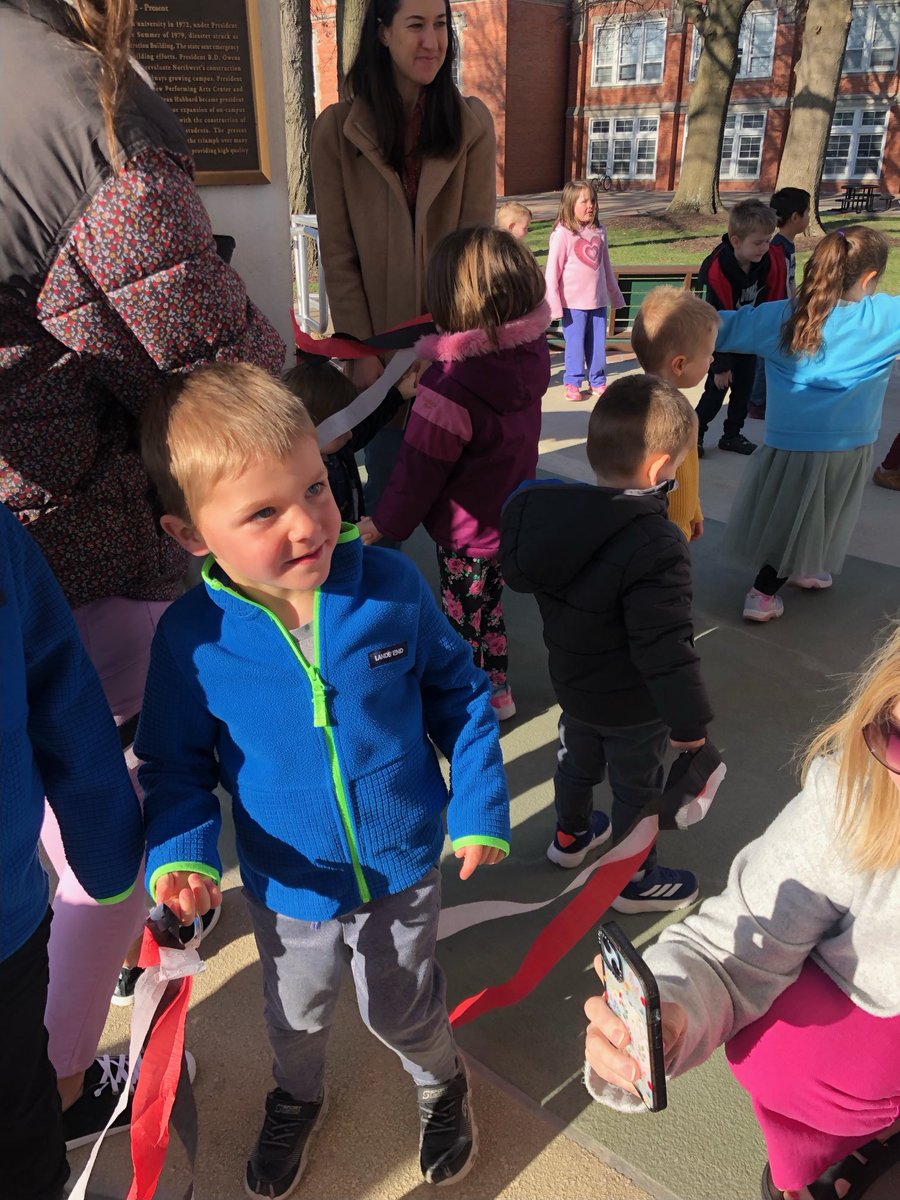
top-left (436, 547), bottom-right (508, 689)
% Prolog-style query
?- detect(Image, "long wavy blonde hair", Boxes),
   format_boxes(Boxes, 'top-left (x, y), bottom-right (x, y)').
top-left (803, 623), bottom-right (900, 872)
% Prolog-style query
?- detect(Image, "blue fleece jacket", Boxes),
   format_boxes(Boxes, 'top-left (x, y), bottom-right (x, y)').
top-left (136, 527), bottom-right (510, 921)
top-left (716, 294), bottom-right (900, 451)
top-left (0, 505), bottom-right (143, 963)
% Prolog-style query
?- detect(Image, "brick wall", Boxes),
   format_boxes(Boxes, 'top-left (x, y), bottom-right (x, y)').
top-left (503, 0), bottom-right (570, 193)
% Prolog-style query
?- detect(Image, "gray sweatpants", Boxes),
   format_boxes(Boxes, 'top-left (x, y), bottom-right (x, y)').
top-left (244, 868), bottom-right (459, 1101)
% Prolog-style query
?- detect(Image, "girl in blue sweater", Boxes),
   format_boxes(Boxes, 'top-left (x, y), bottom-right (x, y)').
top-left (713, 228), bottom-right (898, 622)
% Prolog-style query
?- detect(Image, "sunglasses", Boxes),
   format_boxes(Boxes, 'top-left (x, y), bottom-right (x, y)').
top-left (862, 714), bottom-right (900, 774)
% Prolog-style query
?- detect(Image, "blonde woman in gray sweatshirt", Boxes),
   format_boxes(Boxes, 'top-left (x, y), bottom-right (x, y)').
top-left (585, 624), bottom-right (900, 1200)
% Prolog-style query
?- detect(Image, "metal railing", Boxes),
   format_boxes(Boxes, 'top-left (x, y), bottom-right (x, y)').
top-left (290, 213), bottom-right (329, 335)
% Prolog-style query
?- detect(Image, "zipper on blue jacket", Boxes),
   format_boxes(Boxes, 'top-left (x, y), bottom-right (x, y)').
top-left (203, 560), bottom-right (371, 904)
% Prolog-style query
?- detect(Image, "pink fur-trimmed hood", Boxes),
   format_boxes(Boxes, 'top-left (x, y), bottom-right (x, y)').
top-left (415, 300), bottom-right (551, 363)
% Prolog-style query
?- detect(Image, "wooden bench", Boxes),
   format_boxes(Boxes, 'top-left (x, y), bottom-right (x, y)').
top-left (547, 265), bottom-right (704, 351)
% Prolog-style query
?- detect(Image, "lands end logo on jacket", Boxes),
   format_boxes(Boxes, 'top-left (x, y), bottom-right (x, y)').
top-left (368, 642), bottom-right (408, 667)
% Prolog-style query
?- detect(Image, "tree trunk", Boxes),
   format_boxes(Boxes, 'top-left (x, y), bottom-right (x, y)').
top-left (667, 0), bottom-right (750, 214)
top-left (774, 0), bottom-right (853, 236)
top-left (280, 0), bottom-right (316, 216)
top-left (337, 0), bottom-right (368, 86)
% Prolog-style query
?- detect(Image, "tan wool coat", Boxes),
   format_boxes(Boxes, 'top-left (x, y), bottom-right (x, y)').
top-left (311, 93), bottom-right (497, 341)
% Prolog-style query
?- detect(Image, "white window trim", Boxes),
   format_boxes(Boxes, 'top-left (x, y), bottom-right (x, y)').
top-left (843, 1), bottom-right (900, 73)
top-left (720, 110), bottom-right (768, 179)
top-left (587, 114), bottom-right (660, 180)
top-left (822, 105), bottom-right (890, 179)
top-left (592, 18), bottom-right (668, 87)
top-left (690, 3), bottom-right (778, 81)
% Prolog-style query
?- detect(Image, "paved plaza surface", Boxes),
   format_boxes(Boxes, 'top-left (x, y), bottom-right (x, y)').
top-left (69, 355), bottom-right (900, 1200)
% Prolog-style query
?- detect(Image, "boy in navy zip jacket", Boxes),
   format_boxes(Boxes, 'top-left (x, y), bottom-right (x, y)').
top-left (137, 363), bottom-right (509, 1198)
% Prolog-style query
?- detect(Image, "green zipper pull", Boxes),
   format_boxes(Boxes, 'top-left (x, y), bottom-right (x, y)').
top-left (311, 670), bottom-right (330, 728)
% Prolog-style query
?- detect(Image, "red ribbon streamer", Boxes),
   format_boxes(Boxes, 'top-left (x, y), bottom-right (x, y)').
top-left (291, 311), bottom-right (434, 360)
top-left (127, 931), bottom-right (194, 1200)
top-left (449, 838), bottom-right (652, 1028)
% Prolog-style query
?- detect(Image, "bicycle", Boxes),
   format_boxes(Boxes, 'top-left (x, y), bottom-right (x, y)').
top-left (590, 173), bottom-right (612, 199)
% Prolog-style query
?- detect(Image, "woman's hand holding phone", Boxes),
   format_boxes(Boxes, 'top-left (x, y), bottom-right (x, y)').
top-left (584, 953), bottom-right (687, 1098)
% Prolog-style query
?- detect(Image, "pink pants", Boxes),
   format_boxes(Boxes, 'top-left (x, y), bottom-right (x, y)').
top-left (40, 596), bottom-right (169, 1077)
top-left (726, 959), bottom-right (900, 1191)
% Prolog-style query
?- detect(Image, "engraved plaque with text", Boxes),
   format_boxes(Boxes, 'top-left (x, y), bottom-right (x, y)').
top-left (134, 0), bottom-right (270, 185)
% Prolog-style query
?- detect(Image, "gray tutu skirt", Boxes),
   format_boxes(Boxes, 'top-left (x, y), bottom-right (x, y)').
top-left (720, 444), bottom-right (875, 578)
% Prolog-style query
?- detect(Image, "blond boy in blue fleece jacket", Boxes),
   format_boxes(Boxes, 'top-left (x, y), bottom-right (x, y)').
top-left (136, 363), bottom-right (510, 1197)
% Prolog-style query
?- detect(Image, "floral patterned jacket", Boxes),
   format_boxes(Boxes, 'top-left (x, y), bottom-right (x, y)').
top-left (0, 0), bottom-right (285, 609)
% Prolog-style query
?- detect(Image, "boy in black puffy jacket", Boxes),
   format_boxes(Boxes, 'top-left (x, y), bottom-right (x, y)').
top-left (500, 374), bottom-right (713, 913)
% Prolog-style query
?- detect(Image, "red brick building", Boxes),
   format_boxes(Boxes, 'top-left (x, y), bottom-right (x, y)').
top-left (310, 0), bottom-right (899, 198)
top-left (569, 0), bottom-right (899, 196)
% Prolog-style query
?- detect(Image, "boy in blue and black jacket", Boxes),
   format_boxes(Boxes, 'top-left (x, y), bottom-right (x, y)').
top-left (137, 363), bottom-right (509, 1199)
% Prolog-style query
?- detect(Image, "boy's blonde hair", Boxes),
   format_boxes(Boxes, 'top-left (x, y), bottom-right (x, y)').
top-left (587, 374), bottom-right (697, 480)
top-left (142, 362), bottom-right (315, 523)
top-left (496, 201), bottom-right (532, 231)
top-left (426, 226), bottom-right (546, 342)
top-left (728, 198), bottom-right (777, 240)
top-left (803, 621), bottom-right (900, 872)
top-left (555, 179), bottom-right (598, 235)
top-left (283, 358), bottom-right (357, 428)
top-left (631, 286), bottom-right (721, 374)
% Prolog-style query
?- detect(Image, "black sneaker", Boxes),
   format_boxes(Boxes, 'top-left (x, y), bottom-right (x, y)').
top-left (718, 432), bottom-right (756, 454)
top-left (62, 1054), bottom-right (134, 1150)
top-left (417, 1071), bottom-right (477, 1185)
top-left (111, 964), bottom-right (145, 1007)
top-left (697, 438), bottom-right (705, 459)
top-left (245, 1088), bottom-right (327, 1199)
top-left (62, 1051), bottom-right (195, 1150)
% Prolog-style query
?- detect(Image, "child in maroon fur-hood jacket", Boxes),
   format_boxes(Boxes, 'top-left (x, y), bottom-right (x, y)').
top-left (359, 226), bottom-right (551, 722)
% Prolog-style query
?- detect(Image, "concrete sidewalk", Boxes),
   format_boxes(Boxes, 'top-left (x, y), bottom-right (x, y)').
top-left (69, 360), bottom-right (900, 1200)
top-left (501, 188), bottom-right (762, 222)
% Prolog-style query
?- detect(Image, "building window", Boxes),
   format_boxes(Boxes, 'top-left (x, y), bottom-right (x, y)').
top-left (844, 2), bottom-right (900, 71)
top-left (587, 116), bottom-right (659, 179)
top-left (450, 7), bottom-right (466, 89)
top-left (823, 108), bottom-right (889, 177)
top-left (690, 4), bottom-right (777, 80)
top-left (720, 111), bottom-right (767, 179)
top-left (593, 20), bottom-right (667, 86)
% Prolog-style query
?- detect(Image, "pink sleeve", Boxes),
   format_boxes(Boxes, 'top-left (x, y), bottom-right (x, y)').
top-left (600, 226), bottom-right (624, 310)
top-left (372, 385), bottom-right (472, 543)
top-left (544, 227), bottom-right (566, 321)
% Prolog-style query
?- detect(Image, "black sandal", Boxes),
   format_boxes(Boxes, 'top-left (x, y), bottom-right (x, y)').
top-left (761, 1133), bottom-right (900, 1200)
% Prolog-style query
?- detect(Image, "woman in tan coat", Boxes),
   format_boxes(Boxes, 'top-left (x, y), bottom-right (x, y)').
top-left (311, 0), bottom-right (496, 514)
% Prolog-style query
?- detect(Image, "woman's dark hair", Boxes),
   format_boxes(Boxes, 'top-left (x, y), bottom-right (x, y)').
top-left (344, 0), bottom-right (462, 174)
top-left (780, 227), bottom-right (888, 357)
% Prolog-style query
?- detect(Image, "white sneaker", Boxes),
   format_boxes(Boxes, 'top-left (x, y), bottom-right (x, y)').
top-left (789, 573), bottom-right (832, 589)
top-left (742, 588), bottom-right (784, 622)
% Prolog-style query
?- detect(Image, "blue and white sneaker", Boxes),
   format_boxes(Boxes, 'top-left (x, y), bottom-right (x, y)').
top-left (611, 865), bottom-right (699, 914)
top-left (546, 811), bottom-right (611, 868)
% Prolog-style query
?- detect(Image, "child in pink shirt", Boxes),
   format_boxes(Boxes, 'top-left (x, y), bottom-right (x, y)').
top-left (545, 180), bottom-right (624, 403)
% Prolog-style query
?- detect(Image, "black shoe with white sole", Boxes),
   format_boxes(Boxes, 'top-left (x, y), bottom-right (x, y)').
top-left (417, 1071), bottom-right (477, 1186)
top-left (245, 1089), bottom-right (327, 1198)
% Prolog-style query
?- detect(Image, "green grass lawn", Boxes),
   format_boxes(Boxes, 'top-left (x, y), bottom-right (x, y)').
top-left (526, 209), bottom-right (900, 296)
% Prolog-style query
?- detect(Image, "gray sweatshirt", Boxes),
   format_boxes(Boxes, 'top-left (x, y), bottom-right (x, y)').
top-left (586, 757), bottom-right (900, 1110)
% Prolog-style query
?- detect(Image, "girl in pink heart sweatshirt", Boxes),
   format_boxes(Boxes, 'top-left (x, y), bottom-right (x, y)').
top-left (545, 180), bottom-right (624, 402)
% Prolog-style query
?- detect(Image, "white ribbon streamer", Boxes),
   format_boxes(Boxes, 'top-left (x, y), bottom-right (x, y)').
top-left (437, 815), bottom-right (658, 941)
top-left (315, 349), bottom-right (417, 448)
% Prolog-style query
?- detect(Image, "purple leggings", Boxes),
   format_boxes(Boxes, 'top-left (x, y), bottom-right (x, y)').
top-left (562, 306), bottom-right (608, 389)
top-left (726, 959), bottom-right (900, 1190)
top-left (41, 596), bottom-right (169, 1077)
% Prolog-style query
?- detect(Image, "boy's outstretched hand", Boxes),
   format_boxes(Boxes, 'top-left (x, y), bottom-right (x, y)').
top-left (155, 870), bottom-right (221, 925)
top-left (455, 844), bottom-right (507, 880)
